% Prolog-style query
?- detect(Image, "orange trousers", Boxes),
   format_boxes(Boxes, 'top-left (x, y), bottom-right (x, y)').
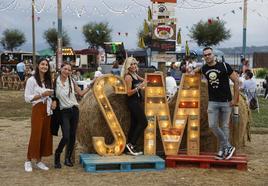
top-left (27, 102), bottom-right (52, 160)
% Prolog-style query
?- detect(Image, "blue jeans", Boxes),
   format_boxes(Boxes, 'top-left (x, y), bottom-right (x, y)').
top-left (207, 101), bottom-right (232, 151)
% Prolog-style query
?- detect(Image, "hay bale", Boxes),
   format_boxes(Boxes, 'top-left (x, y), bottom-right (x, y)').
top-left (77, 82), bottom-right (251, 153)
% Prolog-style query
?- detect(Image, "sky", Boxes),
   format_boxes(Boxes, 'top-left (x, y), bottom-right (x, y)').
top-left (0, 0), bottom-right (267, 51)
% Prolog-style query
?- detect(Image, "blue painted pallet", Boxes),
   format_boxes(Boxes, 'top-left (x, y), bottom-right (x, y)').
top-left (80, 154), bottom-right (165, 173)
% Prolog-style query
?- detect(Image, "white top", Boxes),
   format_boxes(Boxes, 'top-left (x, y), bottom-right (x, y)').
top-left (242, 79), bottom-right (257, 90)
top-left (56, 77), bottom-right (79, 110)
top-left (24, 76), bottom-right (53, 115)
top-left (16, 62), bottom-right (25, 72)
top-left (94, 70), bottom-right (103, 78)
top-left (166, 76), bottom-right (178, 97)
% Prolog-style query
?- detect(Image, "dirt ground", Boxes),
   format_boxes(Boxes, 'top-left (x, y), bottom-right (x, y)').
top-left (0, 117), bottom-right (267, 186)
top-left (0, 90), bottom-right (267, 186)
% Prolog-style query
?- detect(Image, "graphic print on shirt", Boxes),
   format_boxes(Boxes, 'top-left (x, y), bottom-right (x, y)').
top-left (206, 69), bottom-right (220, 88)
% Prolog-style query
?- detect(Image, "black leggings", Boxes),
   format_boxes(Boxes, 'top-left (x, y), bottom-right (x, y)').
top-left (127, 98), bottom-right (148, 146)
top-left (55, 106), bottom-right (79, 154)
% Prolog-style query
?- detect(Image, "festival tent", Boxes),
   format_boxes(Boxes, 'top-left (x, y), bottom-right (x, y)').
top-left (37, 48), bottom-right (54, 57)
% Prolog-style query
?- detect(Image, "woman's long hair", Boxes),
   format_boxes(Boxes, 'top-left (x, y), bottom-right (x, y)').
top-left (60, 62), bottom-right (73, 97)
top-left (34, 58), bottom-right (52, 88)
top-left (120, 56), bottom-right (138, 78)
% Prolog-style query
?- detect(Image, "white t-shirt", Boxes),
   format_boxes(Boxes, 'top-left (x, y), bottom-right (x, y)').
top-left (56, 77), bottom-right (79, 110)
top-left (242, 79), bottom-right (257, 90)
top-left (166, 76), bottom-right (178, 97)
top-left (24, 76), bottom-right (53, 115)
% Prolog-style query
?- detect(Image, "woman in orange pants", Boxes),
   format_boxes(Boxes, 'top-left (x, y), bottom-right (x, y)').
top-left (24, 58), bottom-right (56, 172)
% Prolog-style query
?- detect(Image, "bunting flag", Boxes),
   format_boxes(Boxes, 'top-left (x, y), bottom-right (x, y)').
top-left (138, 37), bottom-right (146, 49)
top-left (112, 43), bottom-right (117, 53)
top-left (177, 29), bottom-right (181, 45)
top-left (147, 6), bottom-right (152, 22)
top-left (143, 19), bottom-right (149, 35)
top-left (185, 40), bottom-right (190, 57)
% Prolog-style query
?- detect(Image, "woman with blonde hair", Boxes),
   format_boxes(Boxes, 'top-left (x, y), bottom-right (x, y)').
top-left (121, 57), bottom-right (148, 156)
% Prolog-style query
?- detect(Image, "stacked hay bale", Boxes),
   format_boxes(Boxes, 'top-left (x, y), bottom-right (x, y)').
top-left (77, 82), bottom-right (251, 154)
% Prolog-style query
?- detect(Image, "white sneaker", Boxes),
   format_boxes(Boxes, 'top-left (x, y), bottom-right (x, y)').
top-left (36, 162), bottom-right (49, 170)
top-left (24, 161), bottom-right (32, 172)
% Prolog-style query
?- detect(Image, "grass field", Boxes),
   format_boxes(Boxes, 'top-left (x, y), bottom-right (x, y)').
top-left (0, 90), bottom-right (267, 127)
top-left (251, 97), bottom-right (268, 127)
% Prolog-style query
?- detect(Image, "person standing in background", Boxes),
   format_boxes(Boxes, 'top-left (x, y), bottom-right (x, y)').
top-left (111, 61), bottom-right (121, 76)
top-left (17, 60), bottom-right (26, 81)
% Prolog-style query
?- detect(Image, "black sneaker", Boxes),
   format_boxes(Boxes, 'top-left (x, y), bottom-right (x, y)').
top-left (215, 150), bottom-right (225, 160)
top-left (225, 146), bottom-right (235, 160)
top-left (125, 143), bottom-right (143, 156)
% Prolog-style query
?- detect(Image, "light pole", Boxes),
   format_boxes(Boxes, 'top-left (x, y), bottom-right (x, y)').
top-left (32, 0), bottom-right (36, 67)
top-left (57, 0), bottom-right (63, 71)
top-left (242, 0), bottom-right (248, 57)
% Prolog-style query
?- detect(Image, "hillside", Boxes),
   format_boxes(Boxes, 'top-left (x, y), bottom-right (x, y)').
top-left (218, 46), bottom-right (268, 55)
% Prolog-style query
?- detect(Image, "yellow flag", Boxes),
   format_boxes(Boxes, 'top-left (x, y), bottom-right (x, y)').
top-left (138, 37), bottom-right (146, 49)
top-left (185, 40), bottom-right (190, 57)
top-left (143, 19), bottom-right (149, 35)
top-left (148, 6), bottom-right (152, 21)
top-left (177, 29), bottom-right (181, 45)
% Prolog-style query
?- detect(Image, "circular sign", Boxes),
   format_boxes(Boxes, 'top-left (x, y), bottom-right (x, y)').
top-left (154, 25), bottom-right (174, 40)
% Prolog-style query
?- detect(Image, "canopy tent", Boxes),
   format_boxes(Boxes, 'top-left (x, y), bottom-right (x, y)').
top-left (37, 48), bottom-right (54, 57)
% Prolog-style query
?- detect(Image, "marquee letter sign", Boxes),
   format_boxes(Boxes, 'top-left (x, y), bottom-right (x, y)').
top-left (92, 74), bottom-right (127, 156)
top-left (92, 73), bottom-right (201, 156)
top-left (144, 73), bottom-right (201, 155)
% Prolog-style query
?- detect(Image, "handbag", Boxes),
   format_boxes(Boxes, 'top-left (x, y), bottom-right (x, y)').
top-left (50, 98), bottom-right (61, 136)
top-left (50, 76), bottom-right (62, 136)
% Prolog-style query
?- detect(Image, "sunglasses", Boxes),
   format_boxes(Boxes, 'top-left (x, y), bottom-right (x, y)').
top-left (204, 53), bottom-right (212, 57)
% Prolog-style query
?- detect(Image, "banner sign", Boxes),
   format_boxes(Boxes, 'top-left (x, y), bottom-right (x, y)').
top-left (152, 54), bottom-right (177, 62)
top-left (152, 24), bottom-right (176, 40)
top-left (151, 40), bottom-right (176, 52)
top-left (152, 3), bottom-right (175, 17)
top-left (151, 0), bottom-right (177, 3)
top-left (152, 18), bottom-right (176, 25)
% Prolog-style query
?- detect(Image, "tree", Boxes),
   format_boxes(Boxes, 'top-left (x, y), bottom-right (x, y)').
top-left (82, 22), bottom-right (112, 48)
top-left (189, 19), bottom-right (231, 47)
top-left (43, 28), bottom-right (70, 52)
top-left (0, 29), bottom-right (26, 51)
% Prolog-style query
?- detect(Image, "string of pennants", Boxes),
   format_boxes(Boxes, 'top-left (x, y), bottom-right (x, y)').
top-left (1, 0), bottom-right (267, 21)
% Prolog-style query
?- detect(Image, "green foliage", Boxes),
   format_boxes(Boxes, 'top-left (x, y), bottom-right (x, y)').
top-left (255, 68), bottom-right (268, 79)
top-left (0, 29), bottom-right (26, 51)
top-left (251, 97), bottom-right (268, 128)
top-left (82, 71), bottom-right (95, 80)
top-left (82, 22), bottom-right (112, 48)
top-left (43, 28), bottom-right (71, 52)
top-left (189, 19), bottom-right (231, 46)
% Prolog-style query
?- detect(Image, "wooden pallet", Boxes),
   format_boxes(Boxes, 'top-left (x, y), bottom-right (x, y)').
top-left (166, 152), bottom-right (247, 171)
top-left (80, 154), bottom-right (165, 173)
